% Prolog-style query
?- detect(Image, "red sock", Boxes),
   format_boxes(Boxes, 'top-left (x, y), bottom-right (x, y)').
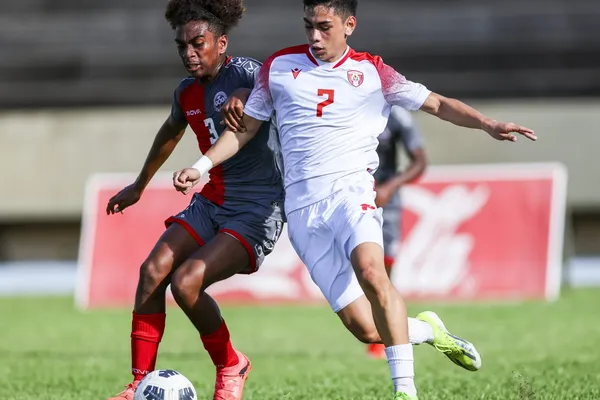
top-left (368, 343), bottom-right (386, 352)
top-left (131, 312), bottom-right (166, 381)
top-left (201, 320), bottom-right (239, 369)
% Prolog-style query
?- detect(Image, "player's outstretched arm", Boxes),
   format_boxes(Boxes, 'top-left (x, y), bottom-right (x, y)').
top-left (106, 115), bottom-right (187, 214)
top-left (419, 92), bottom-right (537, 142)
top-left (172, 114), bottom-right (263, 194)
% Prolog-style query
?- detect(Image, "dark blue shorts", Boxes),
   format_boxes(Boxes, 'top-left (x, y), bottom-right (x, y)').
top-left (165, 193), bottom-right (284, 274)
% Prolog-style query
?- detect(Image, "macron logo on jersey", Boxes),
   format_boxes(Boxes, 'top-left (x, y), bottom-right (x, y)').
top-left (186, 109), bottom-right (202, 117)
top-left (291, 68), bottom-right (302, 79)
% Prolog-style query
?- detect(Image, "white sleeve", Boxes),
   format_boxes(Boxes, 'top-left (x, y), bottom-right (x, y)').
top-left (376, 59), bottom-right (431, 111)
top-left (244, 59), bottom-right (274, 122)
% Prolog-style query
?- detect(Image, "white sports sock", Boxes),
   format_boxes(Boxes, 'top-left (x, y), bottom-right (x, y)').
top-left (385, 344), bottom-right (416, 396)
top-left (408, 318), bottom-right (434, 344)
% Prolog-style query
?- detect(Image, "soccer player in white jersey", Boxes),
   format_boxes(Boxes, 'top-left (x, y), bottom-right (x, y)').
top-left (173, 1), bottom-right (537, 398)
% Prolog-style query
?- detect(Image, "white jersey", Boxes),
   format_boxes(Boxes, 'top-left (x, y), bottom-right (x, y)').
top-left (245, 44), bottom-right (431, 213)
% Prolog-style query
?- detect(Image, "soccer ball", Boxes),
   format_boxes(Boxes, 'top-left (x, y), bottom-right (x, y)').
top-left (134, 370), bottom-right (197, 400)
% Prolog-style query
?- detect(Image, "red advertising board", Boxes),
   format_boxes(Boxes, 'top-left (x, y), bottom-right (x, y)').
top-left (76, 163), bottom-right (567, 309)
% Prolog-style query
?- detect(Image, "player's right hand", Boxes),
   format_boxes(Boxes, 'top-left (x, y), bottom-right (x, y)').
top-left (106, 184), bottom-right (143, 215)
top-left (173, 168), bottom-right (201, 195)
top-left (375, 182), bottom-right (396, 208)
top-left (221, 89), bottom-right (250, 133)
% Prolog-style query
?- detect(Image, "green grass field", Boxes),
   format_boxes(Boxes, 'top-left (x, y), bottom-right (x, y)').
top-left (2, 288), bottom-right (600, 400)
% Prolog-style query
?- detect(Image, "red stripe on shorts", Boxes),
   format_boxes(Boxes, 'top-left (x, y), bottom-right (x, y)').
top-left (220, 228), bottom-right (257, 273)
top-left (165, 216), bottom-right (205, 246)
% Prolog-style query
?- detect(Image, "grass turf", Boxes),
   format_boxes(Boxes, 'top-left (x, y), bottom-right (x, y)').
top-left (1, 288), bottom-right (599, 399)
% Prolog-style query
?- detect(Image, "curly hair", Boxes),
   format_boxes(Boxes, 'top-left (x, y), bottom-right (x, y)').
top-left (303, 0), bottom-right (358, 18)
top-left (165, 0), bottom-right (245, 35)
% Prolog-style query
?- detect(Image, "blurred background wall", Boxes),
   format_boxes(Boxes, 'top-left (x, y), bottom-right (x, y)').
top-left (1, 0), bottom-right (599, 287)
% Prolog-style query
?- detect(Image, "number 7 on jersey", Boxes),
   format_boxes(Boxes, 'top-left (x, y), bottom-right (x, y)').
top-left (316, 89), bottom-right (334, 117)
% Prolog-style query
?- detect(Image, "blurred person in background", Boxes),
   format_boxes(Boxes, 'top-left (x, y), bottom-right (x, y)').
top-left (367, 107), bottom-right (428, 360)
top-left (105, 1), bottom-right (285, 399)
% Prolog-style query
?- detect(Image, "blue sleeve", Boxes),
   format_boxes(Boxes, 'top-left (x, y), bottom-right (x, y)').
top-left (170, 79), bottom-right (190, 124)
top-left (389, 107), bottom-right (424, 153)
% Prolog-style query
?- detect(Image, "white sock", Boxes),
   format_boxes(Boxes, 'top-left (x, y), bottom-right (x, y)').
top-left (408, 318), bottom-right (434, 344)
top-left (385, 344), bottom-right (416, 396)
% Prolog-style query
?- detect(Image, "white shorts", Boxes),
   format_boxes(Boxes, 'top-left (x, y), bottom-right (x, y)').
top-left (286, 172), bottom-right (384, 312)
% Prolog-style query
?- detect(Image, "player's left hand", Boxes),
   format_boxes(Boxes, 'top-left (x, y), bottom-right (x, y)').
top-left (484, 120), bottom-right (537, 142)
top-left (173, 168), bottom-right (201, 195)
top-left (375, 181), bottom-right (398, 208)
top-left (221, 90), bottom-right (248, 133)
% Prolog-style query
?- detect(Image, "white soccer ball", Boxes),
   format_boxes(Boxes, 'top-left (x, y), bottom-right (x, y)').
top-left (134, 370), bottom-right (197, 400)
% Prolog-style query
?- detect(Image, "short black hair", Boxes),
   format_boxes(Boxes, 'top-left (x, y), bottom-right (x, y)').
top-left (303, 0), bottom-right (358, 19)
top-left (165, 0), bottom-right (245, 36)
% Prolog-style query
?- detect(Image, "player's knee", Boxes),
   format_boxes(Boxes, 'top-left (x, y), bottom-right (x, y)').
top-left (354, 258), bottom-right (389, 298)
top-left (347, 322), bottom-right (380, 344)
top-left (139, 256), bottom-right (172, 289)
top-left (170, 262), bottom-right (206, 302)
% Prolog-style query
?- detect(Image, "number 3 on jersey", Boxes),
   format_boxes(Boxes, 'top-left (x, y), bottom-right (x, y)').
top-left (204, 118), bottom-right (219, 144)
top-left (316, 89), bottom-right (334, 117)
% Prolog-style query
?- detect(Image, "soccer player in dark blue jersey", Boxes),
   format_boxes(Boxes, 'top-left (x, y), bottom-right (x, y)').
top-left (106, 1), bottom-right (283, 399)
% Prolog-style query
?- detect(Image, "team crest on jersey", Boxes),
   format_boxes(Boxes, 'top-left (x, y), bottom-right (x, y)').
top-left (347, 70), bottom-right (364, 87)
top-left (213, 91), bottom-right (228, 112)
